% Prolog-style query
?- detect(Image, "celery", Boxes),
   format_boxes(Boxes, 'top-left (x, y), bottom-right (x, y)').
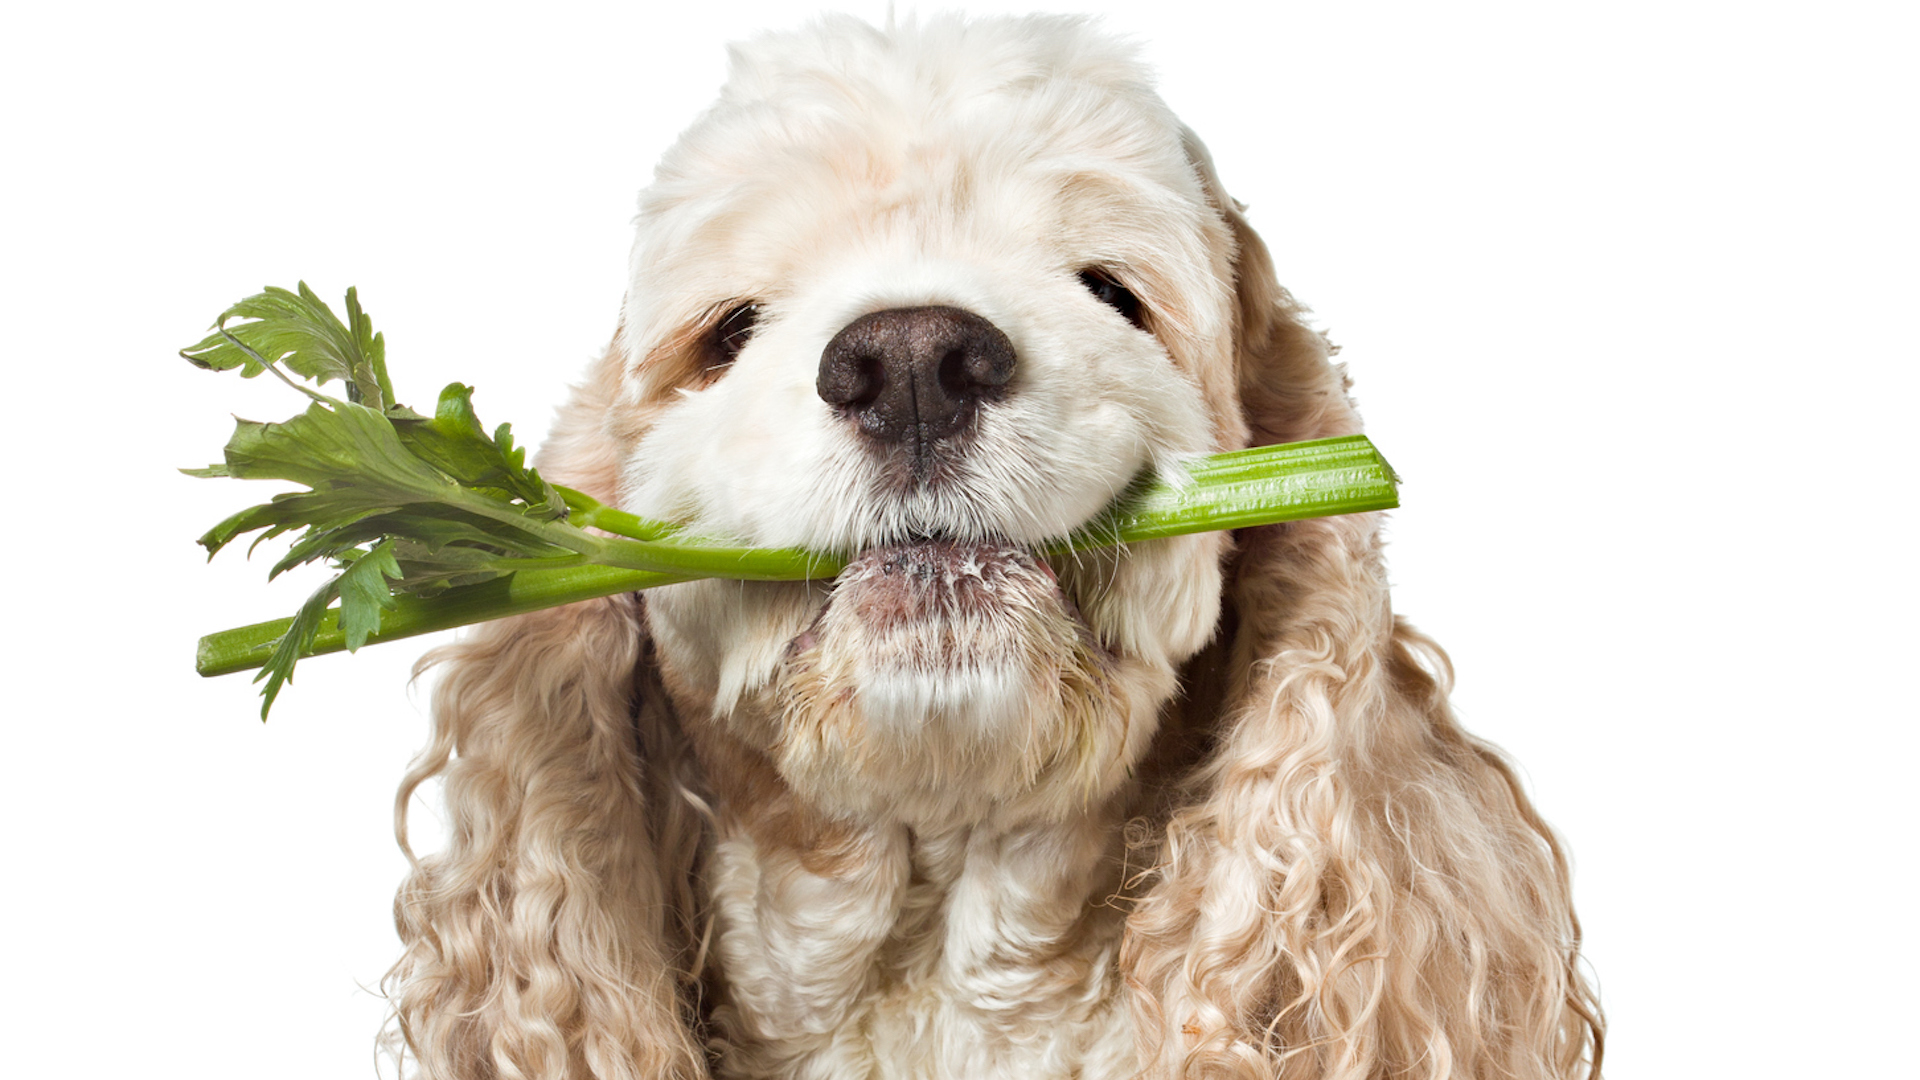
top-left (184, 285), bottom-right (1398, 716)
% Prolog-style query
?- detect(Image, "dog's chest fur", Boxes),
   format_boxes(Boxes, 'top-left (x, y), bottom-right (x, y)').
top-left (704, 805), bottom-right (1136, 1080)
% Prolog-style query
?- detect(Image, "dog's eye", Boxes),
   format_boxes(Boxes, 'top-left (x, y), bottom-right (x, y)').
top-left (708, 303), bottom-right (760, 366)
top-left (1077, 269), bottom-right (1146, 331)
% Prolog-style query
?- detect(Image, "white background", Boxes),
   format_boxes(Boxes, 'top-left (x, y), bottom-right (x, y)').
top-left (2, 1), bottom-right (1913, 1076)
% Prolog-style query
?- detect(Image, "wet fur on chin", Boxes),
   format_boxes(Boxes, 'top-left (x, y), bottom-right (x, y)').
top-left (382, 13), bottom-right (1605, 1080)
top-left (773, 541), bottom-right (1152, 828)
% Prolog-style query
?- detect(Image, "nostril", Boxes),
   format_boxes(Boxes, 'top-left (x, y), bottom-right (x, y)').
top-left (851, 354), bottom-right (885, 407)
top-left (938, 347), bottom-right (972, 396)
top-left (820, 349), bottom-right (884, 408)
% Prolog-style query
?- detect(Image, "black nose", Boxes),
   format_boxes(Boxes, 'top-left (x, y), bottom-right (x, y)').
top-left (817, 306), bottom-right (1015, 446)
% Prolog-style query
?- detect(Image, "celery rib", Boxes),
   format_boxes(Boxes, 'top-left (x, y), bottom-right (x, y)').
top-left (194, 434), bottom-right (1398, 678)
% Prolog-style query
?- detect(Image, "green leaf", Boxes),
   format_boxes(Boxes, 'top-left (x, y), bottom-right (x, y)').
top-left (217, 401), bottom-right (450, 496)
top-left (180, 283), bottom-right (391, 409)
top-left (342, 286), bottom-right (396, 409)
top-left (390, 383), bottom-right (566, 515)
top-left (195, 501), bottom-right (297, 559)
top-left (267, 506), bottom-right (555, 581)
top-left (336, 541), bottom-right (403, 651)
top-left (253, 573), bottom-right (340, 720)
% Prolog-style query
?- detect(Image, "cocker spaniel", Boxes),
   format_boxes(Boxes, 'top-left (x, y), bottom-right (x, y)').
top-left (384, 14), bottom-right (1603, 1080)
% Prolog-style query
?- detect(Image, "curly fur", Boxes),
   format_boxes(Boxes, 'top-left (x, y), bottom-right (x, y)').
top-left (382, 13), bottom-right (1602, 1079)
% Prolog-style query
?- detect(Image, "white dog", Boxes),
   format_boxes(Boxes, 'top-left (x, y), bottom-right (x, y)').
top-left (384, 14), bottom-right (1603, 1080)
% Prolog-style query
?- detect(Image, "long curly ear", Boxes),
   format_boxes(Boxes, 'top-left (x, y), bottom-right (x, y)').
top-left (1122, 135), bottom-right (1604, 1079)
top-left (384, 340), bottom-right (708, 1079)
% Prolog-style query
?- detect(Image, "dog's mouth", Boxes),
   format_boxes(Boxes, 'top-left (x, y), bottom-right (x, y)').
top-left (848, 536), bottom-right (1055, 620)
top-left (787, 536), bottom-right (1087, 658)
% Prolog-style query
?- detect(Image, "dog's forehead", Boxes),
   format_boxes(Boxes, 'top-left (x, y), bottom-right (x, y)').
top-left (705, 13), bottom-right (1173, 167)
top-left (719, 14), bottom-right (1152, 109)
top-left (631, 16), bottom-right (1208, 288)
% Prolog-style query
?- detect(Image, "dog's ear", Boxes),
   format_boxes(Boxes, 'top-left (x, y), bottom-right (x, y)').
top-left (384, 338), bottom-right (708, 1079)
top-left (1180, 126), bottom-right (1359, 450)
top-left (1121, 135), bottom-right (1604, 1078)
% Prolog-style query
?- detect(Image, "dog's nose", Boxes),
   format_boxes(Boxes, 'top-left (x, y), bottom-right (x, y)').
top-left (817, 306), bottom-right (1015, 445)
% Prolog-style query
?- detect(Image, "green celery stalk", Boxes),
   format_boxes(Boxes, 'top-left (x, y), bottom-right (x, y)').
top-left (195, 435), bottom-right (1397, 678)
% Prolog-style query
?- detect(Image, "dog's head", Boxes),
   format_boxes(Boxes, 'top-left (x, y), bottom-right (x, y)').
top-left (568, 15), bottom-right (1330, 828)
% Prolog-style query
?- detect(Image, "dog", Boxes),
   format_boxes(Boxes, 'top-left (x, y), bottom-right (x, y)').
top-left (383, 14), bottom-right (1603, 1080)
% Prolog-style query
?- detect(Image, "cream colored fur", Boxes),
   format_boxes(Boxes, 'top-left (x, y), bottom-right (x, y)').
top-left (384, 14), bottom-right (1603, 1079)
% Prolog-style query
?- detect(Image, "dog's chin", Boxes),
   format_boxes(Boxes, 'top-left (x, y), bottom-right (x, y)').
top-left (772, 538), bottom-right (1131, 827)
top-left (789, 538), bottom-right (1086, 730)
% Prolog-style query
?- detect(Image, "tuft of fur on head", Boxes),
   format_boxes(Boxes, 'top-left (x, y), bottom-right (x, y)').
top-left (383, 13), bottom-right (1603, 1080)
